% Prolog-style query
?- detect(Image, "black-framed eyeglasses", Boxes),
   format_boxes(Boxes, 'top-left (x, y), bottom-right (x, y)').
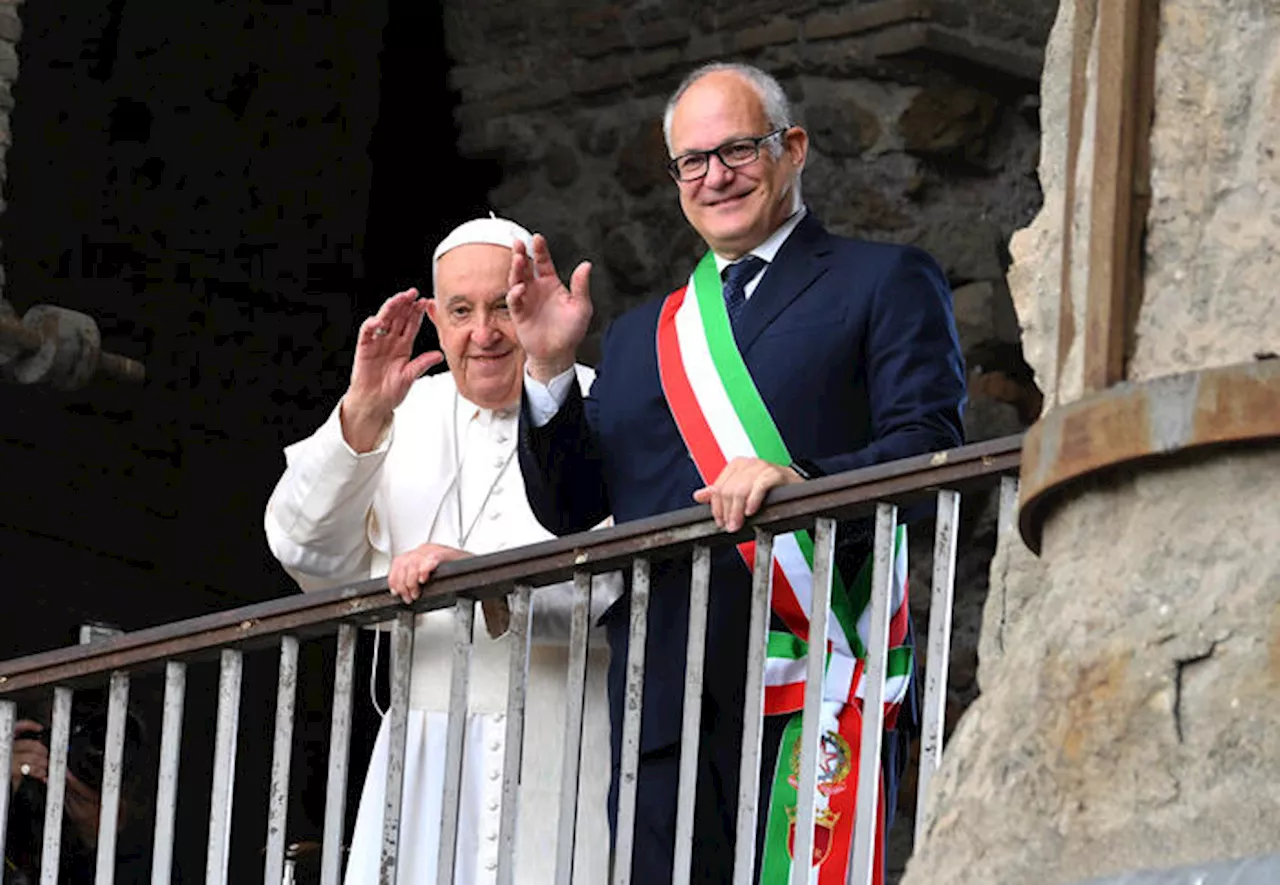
top-left (666, 128), bottom-right (788, 182)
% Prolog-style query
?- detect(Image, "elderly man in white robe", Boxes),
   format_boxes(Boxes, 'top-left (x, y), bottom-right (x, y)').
top-left (264, 216), bottom-right (615, 885)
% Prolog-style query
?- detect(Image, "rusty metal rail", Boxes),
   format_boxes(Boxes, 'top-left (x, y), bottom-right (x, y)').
top-left (0, 434), bottom-right (1021, 695)
top-left (0, 434), bottom-right (1023, 885)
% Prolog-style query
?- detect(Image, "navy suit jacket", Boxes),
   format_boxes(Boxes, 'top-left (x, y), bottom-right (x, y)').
top-left (519, 211), bottom-right (966, 767)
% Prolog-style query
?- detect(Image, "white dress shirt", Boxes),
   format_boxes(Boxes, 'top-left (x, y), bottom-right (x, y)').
top-left (525, 207), bottom-right (808, 426)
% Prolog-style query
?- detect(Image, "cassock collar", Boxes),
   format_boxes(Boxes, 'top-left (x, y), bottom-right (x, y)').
top-left (455, 387), bottom-right (518, 429)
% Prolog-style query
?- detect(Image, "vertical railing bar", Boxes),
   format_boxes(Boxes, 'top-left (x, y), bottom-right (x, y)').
top-left (915, 490), bottom-right (962, 844)
top-left (998, 476), bottom-right (1020, 540)
top-left (0, 700), bottom-right (14, 865)
top-left (437, 599), bottom-right (475, 885)
top-left (151, 661), bottom-right (187, 885)
top-left (732, 529), bottom-right (775, 885)
top-left (206, 649), bottom-right (243, 885)
top-left (672, 545), bottom-right (711, 885)
top-left (40, 686), bottom-right (74, 885)
top-left (553, 571), bottom-right (593, 885)
top-left (264, 636), bottom-right (301, 885)
top-left (379, 611), bottom-right (416, 885)
top-left (849, 503), bottom-right (898, 885)
top-left (320, 624), bottom-right (357, 885)
top-left (496, 586), bottom-right (533, 885)
top-left (791, 517), bottom-right (838, 885)
top-left (94, 669), bottom-right (132, 885)
top-left (611, 558), bottom-right (651, 885)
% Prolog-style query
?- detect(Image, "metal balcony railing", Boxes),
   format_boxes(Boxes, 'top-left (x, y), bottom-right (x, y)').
top-left (0, 434), bottom-right (1023, 885)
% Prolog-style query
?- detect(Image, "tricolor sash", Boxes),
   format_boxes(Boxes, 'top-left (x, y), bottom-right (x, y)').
top-left (655, 252), bottom-right (913, 885)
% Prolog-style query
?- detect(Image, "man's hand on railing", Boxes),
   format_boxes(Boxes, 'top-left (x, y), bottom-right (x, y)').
top-left (387, 543), bottom-right (472, 604)
top-left (692, 456), bottom-right (803, 533)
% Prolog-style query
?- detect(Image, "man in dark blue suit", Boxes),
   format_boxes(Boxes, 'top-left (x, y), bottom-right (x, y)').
top-left (508, 62), bottom-right (965, 884)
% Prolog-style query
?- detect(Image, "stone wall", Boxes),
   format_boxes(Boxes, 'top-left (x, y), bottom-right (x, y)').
top-left (443, 0), bottom-right (1052, 419)
top-left (903, 0), bottom-right (1280, 882)
top-left (440, 0), bottom-right (1056, 872)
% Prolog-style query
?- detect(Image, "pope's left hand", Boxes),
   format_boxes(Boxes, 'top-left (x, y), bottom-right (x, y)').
top-left (693, 458), bottom-right (802, 533)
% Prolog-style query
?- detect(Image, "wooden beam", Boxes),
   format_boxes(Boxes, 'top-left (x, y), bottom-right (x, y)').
top-left (1083, 0), bottom-right (1152, 391)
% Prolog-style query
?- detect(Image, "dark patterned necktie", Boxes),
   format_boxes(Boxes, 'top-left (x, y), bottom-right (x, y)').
top-left (721, 255), bottom-right (766, 336)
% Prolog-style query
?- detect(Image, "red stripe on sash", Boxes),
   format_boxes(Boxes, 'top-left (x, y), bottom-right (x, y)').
top-left (656, 289), bottom-right (811, 639)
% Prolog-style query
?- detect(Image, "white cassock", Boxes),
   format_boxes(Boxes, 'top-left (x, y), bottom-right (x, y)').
top-left (264, 366), bottom-right (617, 885)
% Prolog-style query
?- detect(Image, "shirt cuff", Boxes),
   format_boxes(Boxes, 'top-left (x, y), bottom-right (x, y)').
top-left (524, 365), bottom-right (577, 427)
top-left (334, 398), bottom-right (395, 456)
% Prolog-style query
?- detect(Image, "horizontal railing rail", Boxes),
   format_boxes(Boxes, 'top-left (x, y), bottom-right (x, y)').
top-left (0, 433), bottom-right (1024, 885)
top-left (0, 434), bottom-right (1021, 695)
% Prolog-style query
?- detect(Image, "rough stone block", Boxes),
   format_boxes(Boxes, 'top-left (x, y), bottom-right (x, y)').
top-left (803, 0), bottom-right (929, 42)
top-left (634, 19), bottom-right (691, 50)
top-left (684, 32), bottom-right (728, 64)
top-left (806, 100), bottom-right (882, 157)
top-left (898, 81), bottom-right (998, 154)
top-left (919, 26), bottom-right (1046, 84)
top-left (570, 57), bottom-right (631, 96)
top-left (714, 0), bottom-right (815, 31)
top-left (448, 64), bottom-right (523, 101)
top-left (614, 120), bottom-right (669, 197)
top-left (952, 280), bottom-right (1000, 346)
top-left (913, 218), bottom-right (1005, 284)
top-left (570, 22), bottom-right (629, 60)
top-left (0, 40), bottom-right (16, 81)
top-left (543, 142), bottom-right (580, 188)
top-left (487, 171), bottom-right (533, 210)
top-left (574, 115), bottom-right (621, 157)
top-left (0, 7), bottom-right (21, 43)
top-left (631, 47), bottom-right (681, 81)
top-left (733, 17), bottom-right (800, 53)
top-left (570, 4), bottom-right (624, 30)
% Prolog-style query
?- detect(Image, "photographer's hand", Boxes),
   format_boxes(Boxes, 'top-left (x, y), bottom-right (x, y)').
top-left (10, 720), bottom-right (48, 793)
top-left (63, 770), bottom-right (102, 849)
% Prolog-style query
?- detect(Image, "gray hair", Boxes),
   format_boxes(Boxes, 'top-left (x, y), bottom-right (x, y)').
top-left (661, 62), bottom-right (802, 209)
top-left (661, 62), bottom-right (795, 155)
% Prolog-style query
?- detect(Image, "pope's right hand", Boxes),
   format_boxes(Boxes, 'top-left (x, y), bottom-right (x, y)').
top-left (507, 234), bottom-right (593, 383)
top-left (341, 288), bottom-right (444, 452)
top-left (387, 543), bottom-right (472, 604)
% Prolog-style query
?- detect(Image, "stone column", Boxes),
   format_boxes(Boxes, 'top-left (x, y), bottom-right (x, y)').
top-left (901, 1), bottom-right (1280, 883)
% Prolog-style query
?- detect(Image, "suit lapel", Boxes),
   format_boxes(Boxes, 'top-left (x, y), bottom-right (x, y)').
top-left (733, 212), bottom-right (835, 355)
